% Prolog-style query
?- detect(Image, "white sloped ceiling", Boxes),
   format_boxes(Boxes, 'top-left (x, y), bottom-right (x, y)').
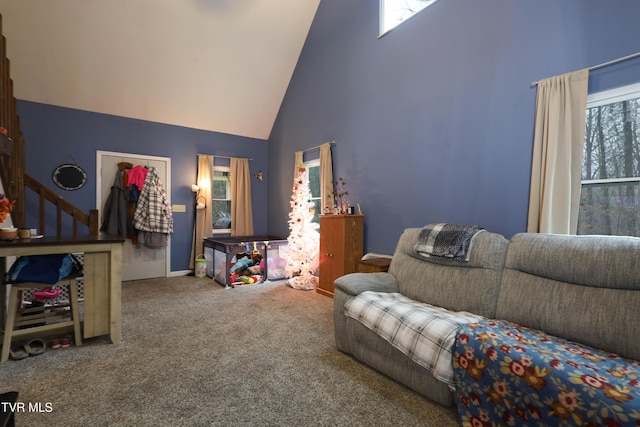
top-left (0, 0), bottom-right (320, 139)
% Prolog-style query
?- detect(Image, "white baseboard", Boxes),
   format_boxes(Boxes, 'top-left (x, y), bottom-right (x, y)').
top-left (170, 270), bottom-right (193, 277)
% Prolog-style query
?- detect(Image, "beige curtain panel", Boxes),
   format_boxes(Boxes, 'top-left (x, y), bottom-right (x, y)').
top-left (230, 157), bottom-right (254, 236)
top-left (190, 154), bottom-right (213, 268)
top-left (527, 68), bottom-right (589, 234)
top-left (319, 142), bottom-right (334, 214)
top-left (294, 151), bottom-right (303, 181)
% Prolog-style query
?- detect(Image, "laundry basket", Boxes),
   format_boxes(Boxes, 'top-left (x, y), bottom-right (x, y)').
top-left (195, 254), bottom-right (207, 278)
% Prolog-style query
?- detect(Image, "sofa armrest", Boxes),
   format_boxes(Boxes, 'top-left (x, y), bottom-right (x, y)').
top-left (334, 272), bottom-right (399, 296)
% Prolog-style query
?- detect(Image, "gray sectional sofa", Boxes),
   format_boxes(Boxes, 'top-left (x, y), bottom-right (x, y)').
top-left (333, 227), bottom-right (640, 410)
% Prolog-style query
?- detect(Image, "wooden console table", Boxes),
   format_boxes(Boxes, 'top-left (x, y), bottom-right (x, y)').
top-left (0, 234), bottom-right (124, 344)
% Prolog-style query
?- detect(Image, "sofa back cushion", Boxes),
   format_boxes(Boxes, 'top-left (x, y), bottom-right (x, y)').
top-left (388, 228), bottom-right (509, 318)
top-left (496, 233), bottom-right (640, 361)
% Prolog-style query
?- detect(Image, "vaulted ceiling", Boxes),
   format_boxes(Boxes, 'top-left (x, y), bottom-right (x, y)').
top-left (0, 0), bottom-right (320, 139)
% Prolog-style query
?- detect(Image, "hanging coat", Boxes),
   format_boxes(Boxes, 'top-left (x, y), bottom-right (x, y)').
top-left (100, 170), bottom-right (134, 236)
top-left (132, 167), bottom-right (173, 235)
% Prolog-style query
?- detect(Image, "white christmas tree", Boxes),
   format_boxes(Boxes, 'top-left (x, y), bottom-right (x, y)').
top-left (285, 163), bottom-right (320, 290)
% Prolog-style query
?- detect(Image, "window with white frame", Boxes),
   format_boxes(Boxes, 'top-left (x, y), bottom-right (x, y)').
top-left (211, 166), bottom-right (231, 233)
top-left (380, 0), bottom-right (438, 35)
top-left (578, 82), bottom-right (640, 236)
top-left (305, 159), bottom-right (321, 223)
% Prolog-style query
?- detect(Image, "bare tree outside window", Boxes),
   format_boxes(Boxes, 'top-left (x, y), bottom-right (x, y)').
top-left (578, 86), bottom-right (640, 236)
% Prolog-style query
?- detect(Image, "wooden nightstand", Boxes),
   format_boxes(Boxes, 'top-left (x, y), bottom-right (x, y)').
top-left (358, 258), bottom-right (391, 273)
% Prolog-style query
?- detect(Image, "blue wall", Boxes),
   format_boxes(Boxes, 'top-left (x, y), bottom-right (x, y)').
top-left (268, 0), bottom-right (640, 254)
top-left (17, 101), bottom-right (269, 272)
top-left (15, 1), bottom-right (640, 269)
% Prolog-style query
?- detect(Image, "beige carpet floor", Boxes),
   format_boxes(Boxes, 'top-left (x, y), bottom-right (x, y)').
top-left (0, 276), bottom-right (460, 426)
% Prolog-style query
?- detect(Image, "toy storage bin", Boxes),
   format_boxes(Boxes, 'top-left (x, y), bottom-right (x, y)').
top-left (204, 235), bottom-right (288, 286)
top-left (265, 240), bottom-right (289, 280)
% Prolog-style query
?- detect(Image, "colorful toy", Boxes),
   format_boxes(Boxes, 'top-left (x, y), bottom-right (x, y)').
top-left (230, 256), bottom-right (254, 274)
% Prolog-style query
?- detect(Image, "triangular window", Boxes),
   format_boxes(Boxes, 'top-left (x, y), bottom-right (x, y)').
top-left (380, 0), bottom-right (438, 36)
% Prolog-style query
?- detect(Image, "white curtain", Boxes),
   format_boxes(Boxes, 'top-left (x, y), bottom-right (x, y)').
top-left (230, 157), bottom-right (254, 236)
top-left (527, 69), bottom-right (589, 234)
top-left (319, 142), bottom-right (334, 214)
top-left (190, 155), bottom-right (213, 268)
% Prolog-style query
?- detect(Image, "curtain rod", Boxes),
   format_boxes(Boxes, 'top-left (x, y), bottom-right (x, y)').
top-left (530, 51), bottom-right (640, 88)
top-left (302, 140), bottom-right (335, 153)
top-left (197, 153), bottom-right (253, 161)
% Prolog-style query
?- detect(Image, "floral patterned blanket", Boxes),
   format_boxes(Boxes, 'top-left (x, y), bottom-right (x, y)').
top-left (452, 319), bottom-right (640, 427)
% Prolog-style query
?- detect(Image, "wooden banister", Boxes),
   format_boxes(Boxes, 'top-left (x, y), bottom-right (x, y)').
top-left (23, 174), bottom-right (99, 236)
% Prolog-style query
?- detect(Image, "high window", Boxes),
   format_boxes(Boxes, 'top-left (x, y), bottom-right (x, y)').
top-left (380, 0), bottom-right (438, 35)
top-left (211, 166), bottom-right (231, 233)
top-left (578, 82), bottom-right (640, 236)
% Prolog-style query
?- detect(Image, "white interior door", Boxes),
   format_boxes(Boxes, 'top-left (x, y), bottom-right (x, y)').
top-left (96, 151), bottom-right (171, 281)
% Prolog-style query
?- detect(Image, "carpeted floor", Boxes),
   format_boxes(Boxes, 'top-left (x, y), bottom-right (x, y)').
top-left (0, 276), bottom-right (460, 426)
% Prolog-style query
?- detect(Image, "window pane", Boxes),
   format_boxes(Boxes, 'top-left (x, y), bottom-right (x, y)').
top-left (578, 182), bottom-right (640, 236)
top-left (579, 86), bottom-right (640, 237)
top-left (308, 165), bottom-right (320, 198)
top-left (212, 169), bottom-right (231, 231)
top-left (310, 199), bottom-right (321, 224)
top-left (212, 200), bottom-right (231, 229)
top-left (381, 0), bottom-right (438, 34)
top-left (583, 100), bottom-right (640, 181)
top-left (306, 163), bottom-right (321, 223)
top-left (213, 170), bottom-right (230, 199)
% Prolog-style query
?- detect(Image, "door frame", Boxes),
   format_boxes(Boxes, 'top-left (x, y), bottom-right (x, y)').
top-left (95, 150), bottom-right (172, 278)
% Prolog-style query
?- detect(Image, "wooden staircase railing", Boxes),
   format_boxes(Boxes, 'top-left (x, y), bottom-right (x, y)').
top-left (24, 174), bottom-right (99, 236)
top-left (0, 13), bottom-right (99, 237)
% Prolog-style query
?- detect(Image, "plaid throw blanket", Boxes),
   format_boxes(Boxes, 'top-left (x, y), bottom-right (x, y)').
top-left (344, 291), bottom-right (483, 387)
top-left (414, 223), bottom-right (485, 261)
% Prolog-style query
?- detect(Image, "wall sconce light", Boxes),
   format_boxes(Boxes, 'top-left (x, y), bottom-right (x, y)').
top-left (254, 171), bottom-right (263, 181)
top-left (192, 184), bottom-right (206, 210)
top-left (196, 196), bottom-right (206, 210)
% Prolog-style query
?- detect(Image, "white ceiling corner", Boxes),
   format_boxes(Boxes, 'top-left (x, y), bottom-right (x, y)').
top-left (0, 0), bottom-right (320, 139)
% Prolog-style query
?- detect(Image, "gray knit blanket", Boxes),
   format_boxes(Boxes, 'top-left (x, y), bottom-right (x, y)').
top-left (414, 223), bottom-right (485, 262)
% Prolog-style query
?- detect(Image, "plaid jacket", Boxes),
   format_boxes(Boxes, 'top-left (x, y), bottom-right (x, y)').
top-left (133, 167), bottom-right (173, 234)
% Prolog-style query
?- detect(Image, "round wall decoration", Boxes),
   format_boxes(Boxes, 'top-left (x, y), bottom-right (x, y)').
top-left (52, 163), bottom-right (87, 191)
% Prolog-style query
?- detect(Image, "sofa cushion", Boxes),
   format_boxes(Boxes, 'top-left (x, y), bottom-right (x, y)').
top-left (453, 319), bottom-right (640, 427)
top-left (344, 291), bottom-right (483, 387)
top-left (497, 233), bottom-right (640, 361)
top-left (388, 228), bottom-right (509, 318)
